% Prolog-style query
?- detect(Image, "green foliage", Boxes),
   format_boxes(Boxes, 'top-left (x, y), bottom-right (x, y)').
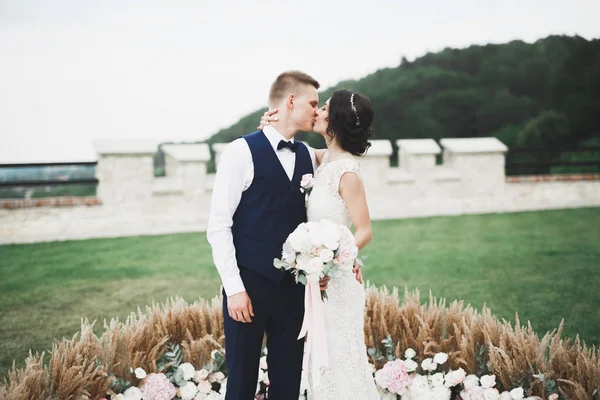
top-left (157, 342), bottom-right (184, 384)
top-left (206, 36), bottom-right (600, 156)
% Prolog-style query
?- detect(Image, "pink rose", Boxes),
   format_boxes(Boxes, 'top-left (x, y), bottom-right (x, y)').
top-left (374, 359), bottom-right (410, 395)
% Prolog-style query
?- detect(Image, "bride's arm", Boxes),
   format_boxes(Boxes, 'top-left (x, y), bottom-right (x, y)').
top-left (339, 172), bottom-right (372, 250)
top-left (314, 149), bottom-right (326, 166)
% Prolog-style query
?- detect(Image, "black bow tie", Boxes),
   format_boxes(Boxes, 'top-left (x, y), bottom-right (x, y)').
top-left (277, 140), bottom-right (298, 152)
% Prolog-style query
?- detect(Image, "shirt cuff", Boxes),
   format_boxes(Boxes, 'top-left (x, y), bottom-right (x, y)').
top-left (222, 274), bottom-right (246, 297)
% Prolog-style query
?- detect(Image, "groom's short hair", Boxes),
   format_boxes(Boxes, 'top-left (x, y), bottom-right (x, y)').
top-left (269, 71), bottom-right (320, 105)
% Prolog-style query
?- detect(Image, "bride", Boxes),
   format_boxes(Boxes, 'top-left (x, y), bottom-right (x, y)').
top-left (260, 89), bottom-right (380, 400)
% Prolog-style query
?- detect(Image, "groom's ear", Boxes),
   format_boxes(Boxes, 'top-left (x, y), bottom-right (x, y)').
top-left (286, 94), bottom-right (295, 111)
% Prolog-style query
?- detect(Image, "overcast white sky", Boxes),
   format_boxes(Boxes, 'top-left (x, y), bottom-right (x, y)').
top-left (1, 0), bottom-right (599, 163)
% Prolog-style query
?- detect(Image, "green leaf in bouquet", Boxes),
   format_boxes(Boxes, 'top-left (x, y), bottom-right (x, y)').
top-left (273, 258), bottom-right (287, 269)
top-left (297, 274), bottom-right (307, 285)
top-left (212, 349), bottom-right (226, 370)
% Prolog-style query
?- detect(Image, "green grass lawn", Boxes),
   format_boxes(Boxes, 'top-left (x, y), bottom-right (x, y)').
top-left (1, 207), bottom-right (599, 378)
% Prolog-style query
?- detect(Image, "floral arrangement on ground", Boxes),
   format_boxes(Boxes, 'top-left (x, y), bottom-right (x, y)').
top-left (1, 286), bottom-right (598, 400)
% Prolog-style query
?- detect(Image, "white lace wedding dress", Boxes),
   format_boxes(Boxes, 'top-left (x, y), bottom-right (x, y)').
top-left (305, 153), bottom-right (380, 400)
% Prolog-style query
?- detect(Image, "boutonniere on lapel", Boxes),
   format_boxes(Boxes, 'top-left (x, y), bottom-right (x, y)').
top-left (300, 173), bottom-right (314, 208)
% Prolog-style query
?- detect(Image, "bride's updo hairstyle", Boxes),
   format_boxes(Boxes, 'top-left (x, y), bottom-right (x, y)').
top-left (326, 89), bottom-right (374, 156)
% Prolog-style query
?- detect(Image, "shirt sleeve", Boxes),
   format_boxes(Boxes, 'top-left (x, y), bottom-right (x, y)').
top-left (206, 139), bottom-right (251, 296)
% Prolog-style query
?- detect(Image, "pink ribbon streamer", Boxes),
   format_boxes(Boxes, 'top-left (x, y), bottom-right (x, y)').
top-left (298, 279), bottom-right (329, 387)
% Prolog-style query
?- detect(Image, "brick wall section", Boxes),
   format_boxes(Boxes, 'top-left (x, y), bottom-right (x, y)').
top-left (0, 197), bottom-right (101, 209)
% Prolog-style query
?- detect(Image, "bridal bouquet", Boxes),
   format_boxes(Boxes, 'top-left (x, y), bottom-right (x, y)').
top-left (273, 219), bottom-right (358, 299)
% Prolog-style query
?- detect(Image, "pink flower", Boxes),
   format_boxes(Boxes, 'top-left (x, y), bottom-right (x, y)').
top-left (300, 174), bottom-right (314, 193)
top-left (374, 359), bottom-right (410, 395)
top-left (140, 373), bottom-right (177, 400)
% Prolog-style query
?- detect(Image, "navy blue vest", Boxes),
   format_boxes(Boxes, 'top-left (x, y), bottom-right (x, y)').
top-left (232, 130), bottom-right (313, 283)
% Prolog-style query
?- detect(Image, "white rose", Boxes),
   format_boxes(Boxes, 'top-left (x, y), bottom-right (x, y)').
top-left (404, 348), bottom-right (416, 359)
top-left (319, 248), bottom-right (334, 263)
top-left (289, 228), bottom-right (311, 252)
top-left (421, 358), bottom-right (433, 371)
top-left (430, 372), bottom-right (444, 387)
top-left (116, 395), bottom-right (125, 400)
top-left (464, 375), bottom-right (480, 390)
top-left (134, 367), bottom-right (146, 379)
top-left (498, 392), bottom-right (512, 400)
top-left (197, 379), bottom-right (212, 394)
top-left (405, 359), bottom-right (418, 372)
top-left (431, 386), bottom-right (451, 400)
top-left (123, 386), bottom-right (143, 400)
top-left (484, 388), bottom-right (500, 400)
top-left (306, 257), bottom-right (324, 277)
top-left (259, 356), bottom-right (268, 370)
top-left (444, 368), bottom-right (466, 387)
top-left (180, 381), bottom-right (198, 400)
top-left (194, 369), bottom-right (210, 382)
top-left (510, 388), bottom-right (524, 400)
top-left (281, 241), bottom-right (296, 263)
top-left (209, 371), bottom-right (225, 383)
top-left (480, 374), bottom-right (497, 389)
top-left (179, 362), bottom-right (195, 381)
top-left (433, 352), bottom-right (448, 365)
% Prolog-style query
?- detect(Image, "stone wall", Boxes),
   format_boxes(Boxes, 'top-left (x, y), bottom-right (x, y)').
top-left (1, 138), bottom-right (599, 244)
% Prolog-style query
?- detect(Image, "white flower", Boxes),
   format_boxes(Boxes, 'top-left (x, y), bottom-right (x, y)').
top-left (484, 388), bottom-right (501, 400)
top-left (134, 367), bottom-right (147, 379)
top-left (444, 368), bottom-right (466, 387)
top-left (421, 358), bottom-right (433, 371)
top-left (289, 227), bottom-right (311, 252)
top-left (262, 371), bottom-right (270, 385)
top-left (258, 368), bottom-right (264, 383)
top-left (404, 348), bottom-right (417, 359)
top-left (499, 392), bottom-right (512, 400)
top-left (431, 385), bottom-right (451, 400)
top-left (281, 241), bottom-right (296, 263)
top-left (405, 359), bottom-right (418, 372)
top-left (300, 174), bottom-right (314, 189)
top-left (209, 371), bottom-right (225, 383)
top-left (194, 369), bottom-right (210, 382)
top-left (180, 381), bottom-right (198, 400)
top-left (305, 257), bottom-right (324, 278)
top-left (319, 248), bottom-right (334, 263)
top-left (116, 395), bottom-right (125, 400)
top-left (263, 347), bottom-right (268, 355)
top-left (433, 352), bottom-right (449, 365)
top-left (260, 356), bottom-right (268, 370)
top-left (464, 375), bottom-right (480, 390)
top-left (510, 388), bottom-right (525, 400)
top-left (480, 374), bottom-right (497, 389)
top-left (430, 372), bottom-right (444, 387)
top-left (179, 363), bottom-right (195, 381)
top-left (197, 379), bottom-right (212, 394)
top-left (122, 386), bottom-right (143, 400)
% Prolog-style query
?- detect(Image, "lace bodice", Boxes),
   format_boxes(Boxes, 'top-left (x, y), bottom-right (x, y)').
top-left (306, 154), bottom-right (361, 229)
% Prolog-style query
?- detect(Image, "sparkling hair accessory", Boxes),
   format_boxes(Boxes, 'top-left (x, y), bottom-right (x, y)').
top-left (350, 93), bottom-right (360, 127)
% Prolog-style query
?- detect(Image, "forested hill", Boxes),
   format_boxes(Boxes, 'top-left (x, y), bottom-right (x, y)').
top-left (205, 35), bottom-right (600, 151)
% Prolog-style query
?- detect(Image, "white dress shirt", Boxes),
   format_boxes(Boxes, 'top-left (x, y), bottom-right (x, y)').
top-left (207, 125), bottom-right (317, 296)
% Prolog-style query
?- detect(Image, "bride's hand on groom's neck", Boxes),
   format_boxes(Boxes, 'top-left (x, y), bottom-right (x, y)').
top-left (257, 109), bottom-right (279, 130)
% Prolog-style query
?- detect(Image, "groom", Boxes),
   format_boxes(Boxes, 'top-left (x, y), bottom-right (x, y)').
top-left (207, 71), bottom-right (321, 399)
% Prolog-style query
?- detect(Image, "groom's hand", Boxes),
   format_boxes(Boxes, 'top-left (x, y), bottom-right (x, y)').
top-left (227, 291), bottom-right (254, 323)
